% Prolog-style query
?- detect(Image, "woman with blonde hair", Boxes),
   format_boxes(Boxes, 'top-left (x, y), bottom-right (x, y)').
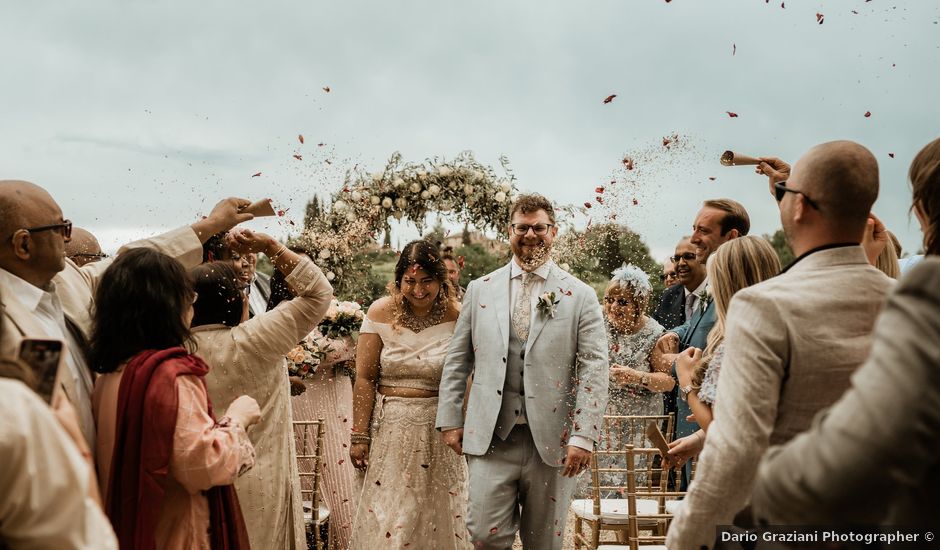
top-left (675, 235), bottom-right (781, 431)
top-left (874, 230), bottom-right (902, 279)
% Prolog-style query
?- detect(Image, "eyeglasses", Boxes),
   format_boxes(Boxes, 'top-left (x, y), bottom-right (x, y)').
top-left (68, 252), bottom-right (109, 263)
top-left (604, 296), bottom-right (632, 306)
top-left (774, 181), bottom-right (819, 209)
top-left (659, 271), bottom-right (677, 282)
top-left (511, 223), bottom-right (554, 236)
top-left (670, 252), bottom-right (697, 264)
top-left (21, 220), bottom-right (73, 239)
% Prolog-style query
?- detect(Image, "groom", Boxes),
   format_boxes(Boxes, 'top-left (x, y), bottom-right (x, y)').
top-left (436, 194), bottom-right (609, 549)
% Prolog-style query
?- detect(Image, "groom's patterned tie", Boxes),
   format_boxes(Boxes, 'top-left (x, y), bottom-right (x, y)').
top-left (512, 272), bottom-right (534, 342)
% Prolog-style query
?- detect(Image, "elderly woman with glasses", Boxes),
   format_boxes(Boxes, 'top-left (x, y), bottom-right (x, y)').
top-left (583, 264), bottom-right (675, 496)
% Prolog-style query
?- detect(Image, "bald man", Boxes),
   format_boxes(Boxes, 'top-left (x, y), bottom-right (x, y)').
top-left (666, 141), bottom-right (895, 549)
top-left (0, 179), bottom-right (254, 449)
top-left (64, 227), bottom-right (106, 267)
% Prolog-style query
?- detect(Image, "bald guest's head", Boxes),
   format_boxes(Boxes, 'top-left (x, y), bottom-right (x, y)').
top-left (0, 180), bottom-right (71, 288)
top-left (65, 227), bottom-right (105, 267)
top-left (779, 141), bottom-right (879, 256)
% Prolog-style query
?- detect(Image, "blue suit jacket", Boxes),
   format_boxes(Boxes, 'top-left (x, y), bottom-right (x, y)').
top-left (670, 300), bottom-right (717, 438)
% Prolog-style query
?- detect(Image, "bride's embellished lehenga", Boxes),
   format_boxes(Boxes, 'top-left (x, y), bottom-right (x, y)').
top-left (348, 318), bottom-right (471, 550)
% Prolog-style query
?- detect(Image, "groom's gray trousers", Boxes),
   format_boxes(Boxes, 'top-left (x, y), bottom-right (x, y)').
top-left (466, 424), bottom-right (578, 550)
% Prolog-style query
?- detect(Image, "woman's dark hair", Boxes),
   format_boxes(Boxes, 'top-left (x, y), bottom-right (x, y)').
top-left (266, 245), bottom-right (310, 312)
top-left (89, 248), bottom-right (195, 374)
top-left (910, 136), bottom-right (940, 256)
top-left (392, 240), bottom-right (455, 301)
top-left (190, 261), bottom-right (245, 328)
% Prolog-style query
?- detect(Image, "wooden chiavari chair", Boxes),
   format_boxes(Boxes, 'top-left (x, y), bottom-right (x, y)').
top-left (293, 419), bottom-right (329, 550)
top-left (571, 414), bottom-right (675, 549)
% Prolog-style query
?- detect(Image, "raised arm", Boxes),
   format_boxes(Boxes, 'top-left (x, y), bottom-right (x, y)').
top-left (230, 230), bottom-right (332, 359)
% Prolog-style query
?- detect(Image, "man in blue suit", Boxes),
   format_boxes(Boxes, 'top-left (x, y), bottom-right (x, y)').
top-left (657, 199), bottom-right (750, 486)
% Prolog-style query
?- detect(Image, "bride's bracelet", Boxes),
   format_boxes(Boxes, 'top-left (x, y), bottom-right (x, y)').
top-left (350, 431), bottom-right (371, 445)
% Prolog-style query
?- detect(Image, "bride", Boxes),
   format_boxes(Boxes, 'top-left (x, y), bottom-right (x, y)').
top-left (349, 240), bottom-right (471, 549)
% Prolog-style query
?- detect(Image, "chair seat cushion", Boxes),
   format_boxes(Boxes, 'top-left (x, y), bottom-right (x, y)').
top-left (569, 498), bottom-right (659, 524)
top-left (302, 500), bottom-right (331, 524)
top-left (665, 499), bottom-right (684, 515)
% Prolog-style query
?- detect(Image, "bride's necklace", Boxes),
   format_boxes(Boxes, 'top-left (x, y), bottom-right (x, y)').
top-left (398, 297), bottom-right (446, 333)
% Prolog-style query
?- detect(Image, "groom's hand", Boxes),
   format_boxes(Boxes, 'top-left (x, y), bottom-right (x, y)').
top-left (442, 428), bottom-right (464, 455)
top-left (562, 446), bottom-right (591, 478)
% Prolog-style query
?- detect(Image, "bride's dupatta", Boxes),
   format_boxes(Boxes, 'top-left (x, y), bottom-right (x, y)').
top-left (106, 347), bottom-right (250, 550)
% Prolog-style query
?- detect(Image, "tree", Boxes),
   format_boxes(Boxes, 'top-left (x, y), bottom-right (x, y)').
top-left (764, 229), bottom-right (795, 267)
top-left (454, 243), bottom-right (508, 287)
top-left (423, 219), bottom-right (448, 248)
top-left (462, 222), bottom-right (471, 246)
top-left (303, 196), bottom-right (324, 230)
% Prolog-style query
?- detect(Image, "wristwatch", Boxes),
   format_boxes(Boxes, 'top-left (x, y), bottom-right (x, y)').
top-left (679, 384), bottom-right (694, 401)
top-left (640, 373), bottom-right (651, 387)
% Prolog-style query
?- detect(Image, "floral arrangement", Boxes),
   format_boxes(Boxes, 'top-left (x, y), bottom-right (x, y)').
top-left (286, 333), bottom-right (328, 379)
top-left (295, 151), bottom-right (517, 298)
top-left (318, 299), bottom-right (365, 339)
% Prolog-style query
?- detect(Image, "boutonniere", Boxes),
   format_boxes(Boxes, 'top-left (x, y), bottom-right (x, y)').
top-left (536, 291), bottom-right (560, 318)
top-left (696, 286), bottom-right (712, 313)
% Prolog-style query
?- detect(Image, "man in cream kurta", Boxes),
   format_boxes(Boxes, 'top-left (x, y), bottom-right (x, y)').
top-left (0, 179), bottom-right (252, 449)
top-left (437, 195), bottom-right (608, 550)
top-left (667, 141), bottom-right (894, 548)
top-left (198, 255), bottom-right (332, 550)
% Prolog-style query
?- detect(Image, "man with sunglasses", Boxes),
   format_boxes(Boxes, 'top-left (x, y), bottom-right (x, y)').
top-left (0, 179), bottom-right (255, 450)
top-left (666, 141), bottom-right (895, 549)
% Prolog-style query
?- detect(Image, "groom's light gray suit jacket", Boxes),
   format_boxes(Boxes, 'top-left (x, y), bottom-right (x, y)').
top-left (436, 262), bottom-right (609, 466)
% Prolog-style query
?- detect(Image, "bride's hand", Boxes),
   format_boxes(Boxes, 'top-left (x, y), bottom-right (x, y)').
top-left (350, 443), bottom-right (370, 470)
top-left (675, 347), bottom-right (702, 388)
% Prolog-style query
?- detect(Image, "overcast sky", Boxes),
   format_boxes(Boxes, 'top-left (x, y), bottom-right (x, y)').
top-left (2, 1), bottom-right (937, 261)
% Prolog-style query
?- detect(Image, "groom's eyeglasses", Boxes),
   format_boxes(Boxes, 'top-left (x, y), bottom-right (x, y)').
top-left (774, 181), bottom-right (820, 210)
top-left (511, 223), bottom-right (554, 236)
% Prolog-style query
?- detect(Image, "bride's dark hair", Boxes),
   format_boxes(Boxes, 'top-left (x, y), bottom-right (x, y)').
top-left (391, 240), bottom-right (456, 303)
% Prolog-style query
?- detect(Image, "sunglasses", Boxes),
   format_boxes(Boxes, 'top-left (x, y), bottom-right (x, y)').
top-left (670, 252), bottom-right (697, 263)
top-left (16, 219), bottom-right (73, 240)
top-left (604, 296), bottom-right (632, 306)
top-left (68, 252), bottom-right (109, 263)
top-left (659, 271), bottom-right (677, 282)
top-left (774, 181), bottom-right (819, 209)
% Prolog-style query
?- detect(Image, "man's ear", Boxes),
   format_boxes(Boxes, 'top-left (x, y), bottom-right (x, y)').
top-left (725, 228), bottom-right (740, 240)
top-left (10, 230), bottom-right (31, 260)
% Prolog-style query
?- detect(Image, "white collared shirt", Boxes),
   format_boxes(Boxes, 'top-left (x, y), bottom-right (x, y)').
top-left (684, 278), bottom-right (708, 320)
top-left (0, 268), bottom-right (96, 448)
top-left (509, 257), bottom-right (554, 324)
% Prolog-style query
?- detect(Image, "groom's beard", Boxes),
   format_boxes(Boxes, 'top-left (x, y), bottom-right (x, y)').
top-left (513, 241), bottom-right (552, 271)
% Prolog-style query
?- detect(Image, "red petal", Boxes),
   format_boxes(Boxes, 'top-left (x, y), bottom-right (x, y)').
top-left (726, 111), bottom-right (739, 117)
top-left (864, 111), bottom-right (872, 117)
top-left (632, 198), bottom-right (639, 206)
top-left (622, 157), bottom-right (634, 170)
top-left (816, 12), bottom-right (824, 24)
top-left (298, 134), bottom-right (304, 144)
top-left (708, 176), bottom-right (717, 181)
top-left (323, 86), bottom-right (331, 92)
top-left (596, 196), bottom-right (604, 204)
top-left (251, 172), bottom-right (262, 177)
top-left (602, 94), bottom-right (617, 104)
top-left (583, 202), bottom-right (592, 209)
top-left (595, 186), bottom-right (605, 194)
top-left (293, 154), bottom-right (302, 160)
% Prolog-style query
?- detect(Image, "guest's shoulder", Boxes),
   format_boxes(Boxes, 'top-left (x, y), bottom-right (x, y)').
top-left (897, 257), bottom-right (940, 299)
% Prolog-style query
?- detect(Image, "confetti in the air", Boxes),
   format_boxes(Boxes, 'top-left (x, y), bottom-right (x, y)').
top-left (293, 154), bottom-right (302, 160)
top-left (816, 12), bottom-right (825, 24)
top-left (864, 111), bottom-right (872, 117)
top-left (251, 172), bottom-right (262, 178)
top-left (298, 134), bottom-right (304, 144)
top-left (726, 111), bottom-right (739, 118)
top-left (888, 153), bottom-right (895, 158)
top-left (323, 86), bottom-right (331, 92)
top-left (603, 94), bottom-right (617, 104)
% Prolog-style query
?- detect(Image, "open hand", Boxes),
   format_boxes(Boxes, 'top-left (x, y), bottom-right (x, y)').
top-left (226, 228), bottom-right (276, 255)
